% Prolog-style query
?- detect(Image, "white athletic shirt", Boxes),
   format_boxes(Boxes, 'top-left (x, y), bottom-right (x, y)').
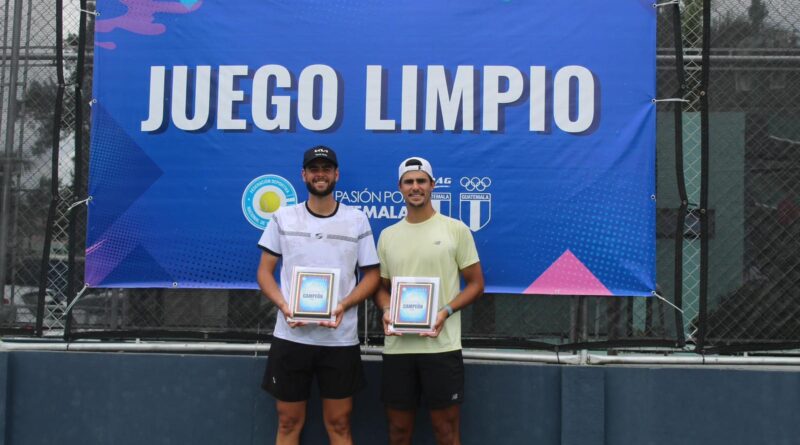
top-left (258, 202), bottom-right (379, 346)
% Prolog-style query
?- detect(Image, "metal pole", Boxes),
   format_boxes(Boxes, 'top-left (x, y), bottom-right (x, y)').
top-left (65, 0), bottom-right (82, 339)
top-left (0, 0), bottom-right (24, 301)
top-left (580, 296), bottom-right (588, 343)
top-left (7, 0), bottom-right (34, 309)
top-left (697, 0), bottom-right (711, 351)
top-left (568, 296), bottom-right (578, 345)
top-left (0, 0), bottom-right (13, 143)
top-left (34, 0), bottom-right (64, 336)
top-left (579, 296), bottom-right (589, 364)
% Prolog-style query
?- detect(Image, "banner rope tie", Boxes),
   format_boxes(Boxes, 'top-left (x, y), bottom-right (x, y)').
top-left (66, 196), bottom-right (92, 213)
top-left (685, 327), bottom-right (698, 346)
top-left (76, 6), bottom-right (99, 16)
top-left (652, 291), bottom-right (684, 314)
top-left (652, 98), bottom-right (689, 103)
top-left (63, 284), bottom-right (89, 316)
top-left (652, 0), bottom-right (680, 8)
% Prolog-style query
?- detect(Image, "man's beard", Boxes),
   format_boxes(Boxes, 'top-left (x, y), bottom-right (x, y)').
top-left (306, 179), bottom-right (336, 197)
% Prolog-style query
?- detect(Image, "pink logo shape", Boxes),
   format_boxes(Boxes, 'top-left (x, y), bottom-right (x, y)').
top-left (96, 0), bottom-right (203, 50)
top-left (524, 249), bottom-right (612, 296)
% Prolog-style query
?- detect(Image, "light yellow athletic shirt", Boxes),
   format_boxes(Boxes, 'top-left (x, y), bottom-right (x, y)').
top-left (378, 212), bottom-right (479, 354)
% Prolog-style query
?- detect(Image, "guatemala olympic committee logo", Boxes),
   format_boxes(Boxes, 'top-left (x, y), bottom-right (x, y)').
top-left (432, 176), bottom-right (493, 232)
top-left (242, 174), bottom-right (298, 229)
top-left (458, 176), bottom-right (492, 232)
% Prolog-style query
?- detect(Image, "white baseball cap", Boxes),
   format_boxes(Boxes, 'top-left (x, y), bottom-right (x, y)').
top-left (398, 157), bottom-right (434, 181)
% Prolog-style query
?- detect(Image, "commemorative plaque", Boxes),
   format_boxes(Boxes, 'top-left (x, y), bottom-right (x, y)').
top-left (388, 277), bottom-right (440, 334)
top-left (288, 266), bottom-right (340, 323)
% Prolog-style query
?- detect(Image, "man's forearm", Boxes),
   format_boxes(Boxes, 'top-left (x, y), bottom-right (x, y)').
top-left (257, 267), bottom-right (288, 312)
top-left (373, 280), bottom-right (392, 312)
top-left (444, 281), bottom-right (483, 314)
top-left (441, 262), bottom-right (484, 315)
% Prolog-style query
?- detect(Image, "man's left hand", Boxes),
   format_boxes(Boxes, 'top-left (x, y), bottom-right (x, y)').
top-left (420, 310), bottom-right (448, 338)
top-left (320, 303), bottom-right (345, 329)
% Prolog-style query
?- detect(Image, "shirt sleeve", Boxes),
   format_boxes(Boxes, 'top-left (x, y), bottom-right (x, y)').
top-left (377, 232), bottom-right (390, 279)
top-left (455, 221), bottom-right (480, 270)
top-left (356, 213), bottom-right (380, 268)
top-left (257, 213), bottom-right (282, 256)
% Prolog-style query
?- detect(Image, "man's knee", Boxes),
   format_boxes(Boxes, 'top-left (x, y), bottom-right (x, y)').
top-left (431, 420), bottom-right (457, 444)
top-left (387, 411), bottom-right (415, 444)
top-left (388, 421), bottom-right (413, 443)
top-left (430, 407), bottom-right (459, 445)
top-left (277, 410), bottom-right (305, 435)
top-left (324, 412), bottom-right (352, 437)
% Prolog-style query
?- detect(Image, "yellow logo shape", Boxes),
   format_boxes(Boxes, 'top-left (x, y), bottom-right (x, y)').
top-left (259, 191), bottom-right (282, 213)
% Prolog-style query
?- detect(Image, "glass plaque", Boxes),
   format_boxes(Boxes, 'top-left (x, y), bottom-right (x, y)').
top-left (288, 266), bottom-right (340, 323)
top-left (388, 276), bottom-right (440, 334)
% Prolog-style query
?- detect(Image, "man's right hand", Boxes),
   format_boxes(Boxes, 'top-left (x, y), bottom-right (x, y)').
top-left (383, 308), bottom-right (402, 336)
top-left (280, 301), bottom-right (307, 328)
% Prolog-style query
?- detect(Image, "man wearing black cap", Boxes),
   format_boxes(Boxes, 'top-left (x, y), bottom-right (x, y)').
top-left (257, 145), bottom-right (380, 445)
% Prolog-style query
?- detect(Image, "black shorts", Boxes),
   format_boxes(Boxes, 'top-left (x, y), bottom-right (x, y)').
top-left (380, 350), bottom-right (464, 410)
top-left (262, 337), bottom-right (366, 402)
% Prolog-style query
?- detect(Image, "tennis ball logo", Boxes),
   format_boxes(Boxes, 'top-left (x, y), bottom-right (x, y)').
top-left (242, 175), bottom-right (297, 229)
top-left (260, 191), bottom-right (282, 213)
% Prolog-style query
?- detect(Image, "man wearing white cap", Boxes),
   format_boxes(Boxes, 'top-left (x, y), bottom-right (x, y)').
top-left (374, 156), bottom-right (485, 445)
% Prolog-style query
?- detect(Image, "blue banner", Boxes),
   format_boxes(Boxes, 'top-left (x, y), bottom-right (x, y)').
top-left (87, 0), bottom-right (656, 296)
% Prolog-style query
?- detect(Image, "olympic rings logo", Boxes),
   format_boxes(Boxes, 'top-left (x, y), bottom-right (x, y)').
top-left (460, 177), bottom-right (492, 192)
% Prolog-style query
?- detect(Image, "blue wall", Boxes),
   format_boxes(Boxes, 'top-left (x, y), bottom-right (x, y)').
top-left (1, 351), bottom-right (798, 444)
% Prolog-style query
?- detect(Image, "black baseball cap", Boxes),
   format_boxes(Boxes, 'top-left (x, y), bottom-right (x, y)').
top-left (303, 145), bottom-right (338, 167)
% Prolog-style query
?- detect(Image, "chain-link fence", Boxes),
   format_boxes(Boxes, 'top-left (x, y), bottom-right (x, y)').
top-left (2, 0), bottom-right (66, 334)
top-left (1, 0), bottom-right (798, 354)
top-left (702, 0), bottom-right (800, 352)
